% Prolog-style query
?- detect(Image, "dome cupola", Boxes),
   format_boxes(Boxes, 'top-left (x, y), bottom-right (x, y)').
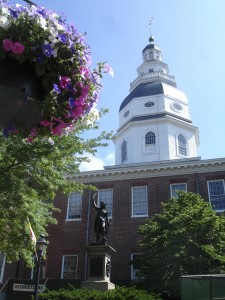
top-left (114, 32), bottom-right (199, 166)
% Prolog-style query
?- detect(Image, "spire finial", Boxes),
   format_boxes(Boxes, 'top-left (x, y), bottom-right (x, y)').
top-left (149, 18), bottom-right (154, 35)
top-left (148, 18), bottom-right (154, 43)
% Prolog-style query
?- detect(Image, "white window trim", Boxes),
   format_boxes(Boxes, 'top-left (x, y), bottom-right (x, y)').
top-left (143, 129), bottom-right (158, 155)
top-left (207, 179), bottom-right (225, 212)
top-left (176, 132), bottom-right (188, 157)
top-left (61, 255), bottom-right (78, 279)
top-left (131, 253), bottom-right (142, 280)
top-left (121, 139), bottom-right (128, 163)
top-left (131, 186), bottom-right (148, 217)
top-left (98, 189), bottom-right (113, 219)
top-left (66, 193), bottom-right (82, 221)
top-left (170, 183), bottom-right (187, 198)
top-left (0, 254), bottom-right (5, 283)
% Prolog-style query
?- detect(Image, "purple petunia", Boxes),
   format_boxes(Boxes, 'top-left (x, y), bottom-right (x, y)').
top-left (58, 34), bottom-right (67, 44)
top-left (42, 43), bottom-right (54, 57)
top-left (68, 97), bottom-right (75, 109)
top-left (9, 8), bottom-right (18, 18)
top-left (53, 84), bottom-right (61, 93)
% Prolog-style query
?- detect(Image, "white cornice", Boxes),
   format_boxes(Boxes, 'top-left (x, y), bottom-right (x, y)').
top-left (115, 113), bottom-right (197, 138)
top-left (68, 157), bottom-right (225, 183)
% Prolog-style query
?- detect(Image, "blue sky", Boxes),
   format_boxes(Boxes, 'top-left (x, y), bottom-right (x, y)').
top-left (10, 0), bottom-right (225, 170)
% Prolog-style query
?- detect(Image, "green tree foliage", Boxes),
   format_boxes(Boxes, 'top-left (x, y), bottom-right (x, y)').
top-left (38, 286), bottom-right (162, 300)
top-left (0, 112), bottom-right (112, 265)
top-left (138, 192), bottom-right (225, 296)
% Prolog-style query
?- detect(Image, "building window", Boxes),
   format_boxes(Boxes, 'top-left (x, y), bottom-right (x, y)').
top-left (121, 140), bottom-right (127, 162)
top-left (178, 134), bottom-right (187, 156)
top-left (170, 183), bottom-right (187, 198)
top-left (149, 52), bottom-right (153, 60)
top-left (145, 101), bottom-right (155, 108)
top-left (207, 180), bottom-right (225, 211)
top-left (145, 131), bottom-right (156, 145)
top-left (0, 252), bottom-right (5, 282)
top-left (132, 186), bottom-right (148, 217)
top-left (98, 189), bottom-right (113, 217)
top-left (66, 192), bottom-right (82, 220)
top-left (131, 253), bottom-right (142, 280)
top-left (124, 110), bottom-right (129, 117)
top-left (61, 255), bottom-right (78, 279)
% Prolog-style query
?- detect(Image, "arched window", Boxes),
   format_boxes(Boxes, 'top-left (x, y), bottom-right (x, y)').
top-left (121, 140), bottom-right (127, 162)
top-left (178, 134), bottom-right (187, 156)
top-left (145, 132), bottom-right (156, 145)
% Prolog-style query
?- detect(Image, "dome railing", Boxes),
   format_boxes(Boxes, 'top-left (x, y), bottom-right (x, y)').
top-left (130, 71), bottom-right (176, 91)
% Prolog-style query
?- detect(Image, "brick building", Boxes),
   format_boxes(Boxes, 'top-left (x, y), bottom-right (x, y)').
top-left (46, 158), bottom-right (225, 283)
top-left (1, 34), bottom-right (225, 289)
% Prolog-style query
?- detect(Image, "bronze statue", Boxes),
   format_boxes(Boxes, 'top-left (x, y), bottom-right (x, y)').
top-left (92, 192), bottom-right (110, 245)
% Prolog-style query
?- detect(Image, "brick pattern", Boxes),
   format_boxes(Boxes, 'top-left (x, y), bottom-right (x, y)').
top-left (3, 168), bottom-right (225, 283)
top-left (45, 169), bottom-right (225, 282)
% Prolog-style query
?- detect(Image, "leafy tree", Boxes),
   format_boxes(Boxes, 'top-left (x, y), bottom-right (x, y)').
top-left (138, 192), bottom-right (225, 296)
top-left (0, 111), bottom-right (112, 265)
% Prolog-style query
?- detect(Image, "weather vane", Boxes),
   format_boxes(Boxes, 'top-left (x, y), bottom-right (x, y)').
top-left (149, 17), bottom-right (154, 35)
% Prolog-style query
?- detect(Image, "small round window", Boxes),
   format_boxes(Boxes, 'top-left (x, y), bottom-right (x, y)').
top-left (172, 102), bottom-right (183, 112)
top-left (145, 101), bottom-right (155, 108)
top-left (124, 110), bottom-right (129, 117)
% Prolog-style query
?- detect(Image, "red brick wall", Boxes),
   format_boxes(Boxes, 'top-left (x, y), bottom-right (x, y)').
top-left (4, 169), bottom-right (224, 284)
top-left (45, 170), bottom-right (225, 282)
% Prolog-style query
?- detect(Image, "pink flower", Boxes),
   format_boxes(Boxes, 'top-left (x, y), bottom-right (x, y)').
top-left (12, 42), bottom-right (25, 55)
top-left (103, 63), bottom-right (114, 77)
top-left (76, 95), bottom-right (86, 106)
top-left (2, 39), bottom-right (13, 52)
top-left (71, 105), bottom-right (84, 118)
top-left (40, 120), bottom-right (52, 127)
top-left (51, 123), bottom-right (66, 136)
top-left (81, 85), bottom-right (90, 98)
top-left (59, 76), bottom-right (71, 89)
top-left (26, 137), bottom-right (34, 143)
top-left (79, 65), bottom-right (90, 78)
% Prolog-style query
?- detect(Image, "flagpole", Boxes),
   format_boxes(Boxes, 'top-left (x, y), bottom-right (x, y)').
top-left (23, 0), bottom-right (37, 6)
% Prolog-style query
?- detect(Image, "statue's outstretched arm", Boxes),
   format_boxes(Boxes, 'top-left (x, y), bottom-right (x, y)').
top-left (92, 192), bottom-right (98, 209)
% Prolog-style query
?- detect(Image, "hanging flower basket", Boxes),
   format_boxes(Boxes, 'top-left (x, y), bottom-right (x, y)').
top-left (0, 0), bottom-right (112, 139)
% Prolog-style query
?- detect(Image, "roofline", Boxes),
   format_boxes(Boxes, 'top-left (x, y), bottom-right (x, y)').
top-left (116, 112), bottom-right (192, 134)
top-left (68, 157), bottom-right (225, 183)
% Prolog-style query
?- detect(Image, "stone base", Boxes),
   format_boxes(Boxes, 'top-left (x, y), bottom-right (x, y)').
top-left (81, 280), bottom-right (115, 291)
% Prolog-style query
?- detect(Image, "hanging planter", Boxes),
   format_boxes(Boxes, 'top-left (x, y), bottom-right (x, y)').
top-left (0, 0), bottom-right (112, 139)
top-left (0, 57), bottom-right (43, 129)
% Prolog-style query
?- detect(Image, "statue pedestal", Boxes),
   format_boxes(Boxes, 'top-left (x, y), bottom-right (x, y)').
top-left (82, 245), bottom-right (116, 291)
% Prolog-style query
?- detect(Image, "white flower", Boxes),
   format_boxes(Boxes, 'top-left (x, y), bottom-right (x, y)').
top-left (38, 16), bottom-right (47, 29)
top-left (55, 23), bottom-right (64, 31)
top-left (0, 15), bottom-right (9, 28)
top-left (48, 26), bottom-right (58, 36)
top-left (52, 13), bottom-right (59, 19)
top-left (53, 48), bottom-right (58, 58)
top-left (1, 7), bottom-right (9, 15)
top-left (48, 35), bottom-right (58, 44)
top-left (48, 137), bottom-right (54, 145)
